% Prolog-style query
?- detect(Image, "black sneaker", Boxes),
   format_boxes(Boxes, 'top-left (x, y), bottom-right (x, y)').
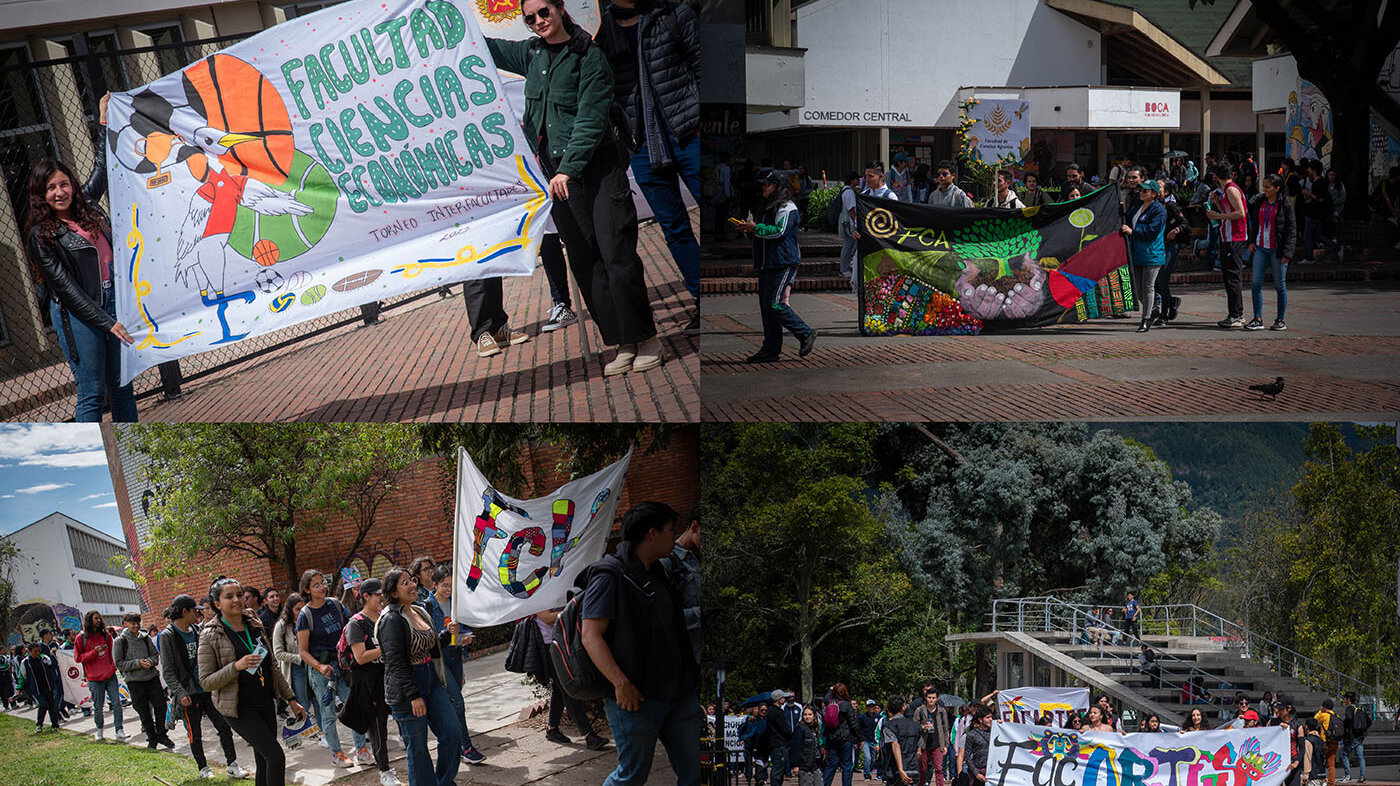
top-left (1244, 317), bottom-right (1265, 330)
top-left (541, 302), bottom-right (577, 333)
top-left (1218, 316), bottom-right (1244, 329)
top-left (799, 330), bottom-right (817, 357)
top-left (1167, 296), bottom-right (1181, 322)
top-left (1269, 319), bottom-right (1287, 331)
top-left (585, 733), bottom-right (611, 751)
top-left (545, 728), bottom-right (572, 745)
top-left (462, 748), bottom-right (486, 765)
top-left (746, 352), bottom-right (780, 363)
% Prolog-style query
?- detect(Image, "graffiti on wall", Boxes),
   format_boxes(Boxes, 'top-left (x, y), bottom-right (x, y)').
top-left (8, 601), bottom-right (82, 646)
top-left (329, 536), bottom-right (436, 590)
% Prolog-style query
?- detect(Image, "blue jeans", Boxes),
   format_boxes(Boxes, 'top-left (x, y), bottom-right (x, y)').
top-left (757, 266), bottom-right (812, 356)
top-left (602, 695), bottom-right (702, 786)
top-left (1197, 223), bottom-right (1219, 269)
top-left (631, 135), bottom-right (701, 299)
top-left (441, 673), bottom-right (475, 751)
top-left (1301, 214), bottom-right (1340, 259)
top-left (390, 662), bottom-right (461, 786)
top-left (88, 676), bottom-right (124, 732)
top-left (1341, 738), bottom-right (1365, 779)
top-left (823, 738), bottom-right (855, 786)
top-left (306, 663), bottom-right (366, 755)
top-left (290, 664), bottom-right (311, 711)
top-left (1250, 246), bottom-right (1287, 320)
top-left (51, 288), bottom-right (138, 422)
top-left (862, 741), bottom-right (879, 776)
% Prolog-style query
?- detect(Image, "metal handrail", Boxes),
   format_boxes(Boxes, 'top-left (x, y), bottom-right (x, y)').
top-left (989, 596), bottom-right (1379, 704)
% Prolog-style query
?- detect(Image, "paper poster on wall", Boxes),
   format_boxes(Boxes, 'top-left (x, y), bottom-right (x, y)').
top-left (965, 98), bottom-right (1031, 165)
top-left (1286, 79), bottom-right (1331, 166)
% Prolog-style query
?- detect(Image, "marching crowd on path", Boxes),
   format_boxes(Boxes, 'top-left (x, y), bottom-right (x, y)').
top-left (0, 500), bottom-right (703, 786)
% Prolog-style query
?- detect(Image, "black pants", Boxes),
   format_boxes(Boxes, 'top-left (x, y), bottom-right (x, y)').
top-left (1155, 242), bottom-right (1178, 312)
top-left (547, 661), bottom-right (592, 737)
top-left (462, 278), bottom-right (508, 342)
top-left (1220, 240), bottom-right (1247, 319)
top-left (225, 702), bottom-right (285, 786)
top-left (36, 698), bottom-right (60, 728)
top-left (365, 702), bottom-right (391, 771)
top-left (181, 692), bottom-right (239, 770)
top-left (551, 143), bottom-right (656, 347)
top-left (128, 678), bottom-right (168, 744)
top-left (541, 233), bottom-right (570, 308)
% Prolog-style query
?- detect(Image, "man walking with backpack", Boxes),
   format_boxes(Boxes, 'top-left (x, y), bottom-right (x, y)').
top-left (580, 501), bottom-right (700, 786)
top-left (1316, 699), bottom-right (1342, 786)
top-left (1340, 691), bottom-right (1368, 783)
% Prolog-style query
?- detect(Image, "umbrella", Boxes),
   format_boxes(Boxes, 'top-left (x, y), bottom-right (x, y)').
top-left (1165, 150), bottom-right (1191, 159)
top-left (741, 691), bottom-right (774, 708)
top-left (937, 693), bottom-right (967, 707)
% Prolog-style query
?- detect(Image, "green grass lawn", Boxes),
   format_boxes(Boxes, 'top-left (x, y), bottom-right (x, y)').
top-left (0, 711), bottom-right (232, 785)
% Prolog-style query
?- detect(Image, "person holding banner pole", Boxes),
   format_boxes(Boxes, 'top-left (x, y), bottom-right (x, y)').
top-left (427, 565), bottom-right (487, 765)
top-left (22, 92), bottom-right (137, 423)
top-left (487, 0), bottom-right (664, 377)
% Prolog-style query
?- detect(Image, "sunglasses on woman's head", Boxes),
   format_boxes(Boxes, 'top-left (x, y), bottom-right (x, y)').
top-left (523, 6), bottom-right (552, 25)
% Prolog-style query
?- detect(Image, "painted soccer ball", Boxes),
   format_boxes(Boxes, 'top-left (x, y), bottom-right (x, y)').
top-left (254, 268), bottom-right (285, 294)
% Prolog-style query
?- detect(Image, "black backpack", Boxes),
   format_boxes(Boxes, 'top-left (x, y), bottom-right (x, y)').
top-left (828, 186), bottom-right (851, 229)
top-left (1351, 706), bottom-right (1371, 733)
top-left (548, 558), bottom-right (622, 701)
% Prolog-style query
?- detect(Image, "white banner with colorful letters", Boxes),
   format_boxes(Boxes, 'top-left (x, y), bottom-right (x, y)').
top-left (107, 0), bottom-right (560, 383)
top-left (997, 687), bottom-right (1091, 727)
top-left (987, 722), bottom-right (1289, 786)
top-left (451, 446), bottom-right (630, 627)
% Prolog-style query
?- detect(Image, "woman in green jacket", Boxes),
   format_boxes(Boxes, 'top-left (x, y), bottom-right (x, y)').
top-left (487, 0), bottom-right (662, 376)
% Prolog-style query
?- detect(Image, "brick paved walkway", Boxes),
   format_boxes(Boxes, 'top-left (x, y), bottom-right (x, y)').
top-left (701, 282), bottom-right (1400, 421)
top-left (12, 216), bottom-right (699, 423)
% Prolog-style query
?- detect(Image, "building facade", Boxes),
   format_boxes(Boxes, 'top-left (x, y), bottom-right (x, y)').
top-left (4, 511), bottom-right (143, 642)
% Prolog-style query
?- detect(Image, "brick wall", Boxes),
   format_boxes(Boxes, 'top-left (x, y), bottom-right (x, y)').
top-left (132, 429), bottom-right (698, 628)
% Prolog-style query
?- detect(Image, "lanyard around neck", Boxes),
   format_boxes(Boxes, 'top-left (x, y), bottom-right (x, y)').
top-left (222, 615), bottom-right (256, 653)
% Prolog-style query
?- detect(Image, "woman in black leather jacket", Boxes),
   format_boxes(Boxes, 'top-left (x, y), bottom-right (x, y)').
top-left (379, 567), bottom-right (461, 786)
top-left (23, 92), bottom-right (137, 422)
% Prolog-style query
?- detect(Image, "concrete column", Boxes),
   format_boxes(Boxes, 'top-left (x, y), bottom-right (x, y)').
top-left (116, 27), bottom-right (163, 87)
top-left (1096, 130), bottom-right (1108, 179)
top-left (1200, 88), bottom-right (1212, 177)
top-left (772, 0), bottom-right (793, 47)
top-left (181, 8), bottom-right (222, 60)
top-left (879, 127), bottom-right (890, 170)
top-left (1255, 113), bottom-right (1266, 173)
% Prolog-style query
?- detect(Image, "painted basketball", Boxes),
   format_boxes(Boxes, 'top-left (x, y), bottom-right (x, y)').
top-left (228, 151), bottom-right (338, 265)
top-left (182, 54), bottom-right (294, 184)
top-left (301, 284), bottom-right (327, 305)
top-left (332, 269), bottom-right (382, 292)
top-left (253, 239), bottom-right (280, 266)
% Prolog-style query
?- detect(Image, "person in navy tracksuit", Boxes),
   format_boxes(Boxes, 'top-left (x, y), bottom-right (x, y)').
top-left (737, 169), bottom-right (817, 363)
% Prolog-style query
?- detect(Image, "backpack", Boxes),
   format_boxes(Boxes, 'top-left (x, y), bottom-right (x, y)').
top-left (548, 558), bottom-right (622, 701)
top-left (1352, 706), bottom-right (1371, 733)
top-left (824, 702), bottom-right (841, 730)
top-left (335, 612), bottom-right (369, 672)
top-left (828, 186), bottom-right (851, 229)
top-left (1324, 709), bottom-right (1344, 741)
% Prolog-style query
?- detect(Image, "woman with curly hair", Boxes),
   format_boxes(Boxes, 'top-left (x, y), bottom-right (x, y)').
top-left (23, 92), bottom-right (136, 421)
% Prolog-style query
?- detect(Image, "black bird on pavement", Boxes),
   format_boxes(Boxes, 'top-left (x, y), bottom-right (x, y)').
top-left (1248, 376), bottom-right (1285, 400)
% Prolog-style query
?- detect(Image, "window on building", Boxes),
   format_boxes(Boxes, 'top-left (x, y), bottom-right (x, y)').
top-left (67, 526), bottom-right (127, 578)
top-left (279, 1), bottom-right (348, 19)
top-left (1006, 651), bottom-right (1025, 689)
top-left (1033, 656), bottom-right (1052, 687)
top-left (133, 22), bottom-right (190, 77)
top-left (0, 43), bottom-right (60, 233)
top-left (78, 580), bottom-right (142, 607)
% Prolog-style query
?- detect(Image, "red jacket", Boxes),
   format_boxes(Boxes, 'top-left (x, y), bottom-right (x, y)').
top-left (75, 630), bottom-right (117, 682)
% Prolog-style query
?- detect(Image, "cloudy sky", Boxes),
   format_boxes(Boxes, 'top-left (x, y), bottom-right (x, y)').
top-left (0, 423), bottom-right (123, 540)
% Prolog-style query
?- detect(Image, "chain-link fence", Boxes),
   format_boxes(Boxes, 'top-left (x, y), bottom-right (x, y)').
top-left (0, 32), bottom-right (443, 421)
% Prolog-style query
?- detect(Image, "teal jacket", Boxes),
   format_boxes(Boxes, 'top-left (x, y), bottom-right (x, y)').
top-left (487, 27), bottom-right (616, 180)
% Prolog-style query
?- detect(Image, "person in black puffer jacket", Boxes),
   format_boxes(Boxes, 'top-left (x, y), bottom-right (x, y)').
top-left (595, 0), bottom-right (703, 323)
top-left (1153, 194), bottom-right (1191, 325)
top-left (23, 92), bottom-right (137, 422)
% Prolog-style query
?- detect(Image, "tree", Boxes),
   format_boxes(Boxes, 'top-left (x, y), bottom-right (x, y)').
top-left (1191, 0), bottom-right (1400, 220)
top-left (703, 424), bottom-right (913, 702)
top-left (132, 423), bottom-right (422, 591)
top-left (884, 423), bottom-right (1221, 695)
top-left (1283, 423), bottom-right (1399, 702)
top-left (0, 537), bottom-right (22, 645)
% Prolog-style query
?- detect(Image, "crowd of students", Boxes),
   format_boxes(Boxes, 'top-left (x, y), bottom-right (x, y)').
top-left (729, 684), bottom-right (1380, 786)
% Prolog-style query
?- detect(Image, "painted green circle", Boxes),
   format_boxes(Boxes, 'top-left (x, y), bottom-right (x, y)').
top-left (301, 284), bottom-right (327, 305)
top-left (228, 150), bottom-right (339, 264)
top-left (1069, 208), bottom-right (1094, 228)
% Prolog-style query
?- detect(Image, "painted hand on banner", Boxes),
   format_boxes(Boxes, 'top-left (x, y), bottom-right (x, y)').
top-left (955, 261), bottom-right (1004, 320)
top-left (1000, 254), bottom-right (1046, 320)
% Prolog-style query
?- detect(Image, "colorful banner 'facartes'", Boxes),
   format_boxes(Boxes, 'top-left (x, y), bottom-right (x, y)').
top-left (452, 447), bottom-right (631, 627)
top-left (988, 723), bottom-right (1289, 786)
top-left (855, 185), bottom-right (1131, 335)
top-left (998, 687), bottom-right (1090, 727)
top-left (107, 0), bottom-right (554, 383)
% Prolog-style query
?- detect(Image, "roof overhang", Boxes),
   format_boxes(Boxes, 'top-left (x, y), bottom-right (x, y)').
top-left (1047, 0), bottom-right (1232, 87)
top-left (1205, 0), bottom-right (1263, 57)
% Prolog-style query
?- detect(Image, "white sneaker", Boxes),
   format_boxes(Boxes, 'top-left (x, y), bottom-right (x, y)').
top-left (113, 729), bottom-right (129, 741)
top-left (227, 761), bottom-right (251, 779)
top-left (380, 771), bottom-right (404, 786)
top-left (94, 728), bottom-right (105, 741)
top-left (198, 767), bottom-right (216, 779)
top-left (541, 302), bottom-right (578, 332)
